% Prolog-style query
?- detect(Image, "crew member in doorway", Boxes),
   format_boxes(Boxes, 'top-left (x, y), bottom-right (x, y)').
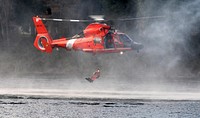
top-left (85, 68), bottom-right (100, 83)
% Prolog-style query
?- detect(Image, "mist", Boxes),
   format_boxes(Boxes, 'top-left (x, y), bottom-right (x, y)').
top-left (138, 0), bottom-right (200, 77)
top-left (0, 0), bottom-right (200, 95)
top-left (94, 0), bottom-right (200, 92)
top-left (117, 1), bottom-right (199, 74)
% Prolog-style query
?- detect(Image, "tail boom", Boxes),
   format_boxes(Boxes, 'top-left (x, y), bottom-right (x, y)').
top-left (33, 17), bottom-right (53, 53)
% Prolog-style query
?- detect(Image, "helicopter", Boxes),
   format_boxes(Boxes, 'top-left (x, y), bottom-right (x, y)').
top-left (32, 16), bottom-right (145, 54)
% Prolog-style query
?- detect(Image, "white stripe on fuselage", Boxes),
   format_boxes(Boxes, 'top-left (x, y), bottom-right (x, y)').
top-left (66, 39), bottom-right (77, 49)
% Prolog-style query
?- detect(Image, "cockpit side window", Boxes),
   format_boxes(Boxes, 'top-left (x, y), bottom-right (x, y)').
top-left (118, 34), bottom-right (132, 48)
top-left (113, 35), bottom-right (123, 48)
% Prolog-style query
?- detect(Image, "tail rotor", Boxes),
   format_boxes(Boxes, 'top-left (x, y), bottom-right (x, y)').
top-left (32, 17), bottom-right (53, 53)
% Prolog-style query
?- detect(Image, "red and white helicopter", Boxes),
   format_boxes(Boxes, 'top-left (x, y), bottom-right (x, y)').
top-left (32, 15), bottom-right (147, 54)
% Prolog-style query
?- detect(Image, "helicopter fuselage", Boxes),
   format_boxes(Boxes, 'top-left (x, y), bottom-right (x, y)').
top-left (33, 17), bottom-right (143, 54)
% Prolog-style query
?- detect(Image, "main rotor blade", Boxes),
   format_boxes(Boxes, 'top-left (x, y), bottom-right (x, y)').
top-left (41, 18), bottom-right (103, 22)
top-left (41, 15), bottom-right (165, 22)
top-left (114, 15), bottom-right (165, 21)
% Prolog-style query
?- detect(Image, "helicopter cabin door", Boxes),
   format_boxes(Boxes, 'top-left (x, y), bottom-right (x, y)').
top-left (104, 32), bottom-right (114, 48)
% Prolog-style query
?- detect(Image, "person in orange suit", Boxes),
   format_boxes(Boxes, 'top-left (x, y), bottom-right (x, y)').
top-left (85, 68), bottom-right (100, 83)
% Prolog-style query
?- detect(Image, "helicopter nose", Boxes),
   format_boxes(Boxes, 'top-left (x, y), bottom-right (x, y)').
top-left (131, 42), bottom-right (144, 51)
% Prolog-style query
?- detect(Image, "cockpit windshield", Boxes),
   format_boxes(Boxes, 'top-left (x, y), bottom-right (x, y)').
top-left (118, 34), bottom-right (132, 48)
